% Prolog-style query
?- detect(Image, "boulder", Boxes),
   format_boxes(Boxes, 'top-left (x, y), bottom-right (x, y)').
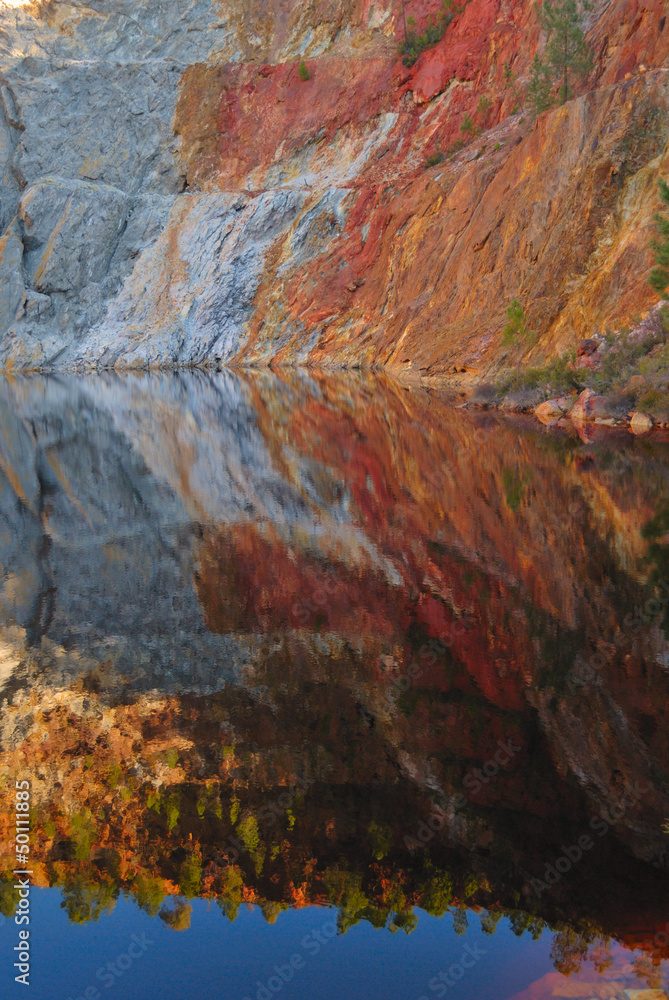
top-left (570, 388), bottom-right (598, 423)
top-left (590, 396), bottom-right (616, 420)
top-left (577, 337), bottom-right (599, 356)
top-left (590, 394), bottom-right (626, 425)
top-left (19, 177), bottom-right (128, 294)
top-left (629, 411), bottom-right (654, 435)
top-left (535, 399), bottom-right (564, 424)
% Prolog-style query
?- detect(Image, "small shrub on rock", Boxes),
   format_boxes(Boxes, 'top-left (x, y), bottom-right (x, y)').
top-left (650, 179), bottom-right (669, 298)
top-left (398, 0), bottom-right (467, 67)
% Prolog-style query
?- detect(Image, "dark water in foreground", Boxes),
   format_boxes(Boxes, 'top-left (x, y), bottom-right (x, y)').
top-left (1, 370), bottom-right (669, 1000)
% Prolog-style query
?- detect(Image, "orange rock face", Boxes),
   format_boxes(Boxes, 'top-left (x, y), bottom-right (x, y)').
top-left (167, 0), bottom-right (669, 375)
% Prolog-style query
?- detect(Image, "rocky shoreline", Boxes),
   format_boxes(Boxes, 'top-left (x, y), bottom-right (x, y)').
top-left (454, 304), bottom-right (669, 437)
top-left (467, 386), bottom-right (664, 436)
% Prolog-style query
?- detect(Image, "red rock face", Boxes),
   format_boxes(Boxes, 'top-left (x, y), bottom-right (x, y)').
top-left (176, 57), bottom-right (398, 190)
top-left (408, 0), bottom-right (522, 105)
top-left (169, 0), bottom-right (669, 375)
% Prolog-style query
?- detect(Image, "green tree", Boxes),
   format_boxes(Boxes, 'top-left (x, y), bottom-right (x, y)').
top-left (398, 0), bottom-right (462, 67)
top-left (527, 55), bottom-right (554, 115)
top-left (418, 872), bottom-right (454, 918)
top-left (389, 907), bottom-right (418, 934)
top-left (460, 113), bottom-right (475, 138)
top-left (236, 814), bottom-right (260, 852)
top-left (649, 179), bottom-right (669, 298)
top-left (69, 810), bottom-right (96, 861)
top-left (298, 60), bottom-right (311, 82)
top-left (132, 874), bottom-right (165, 917)
top-left (0, 879), bottom-right (20, 918)
top-left (536, 0), bottom-right (593, 104)
top-left (480, 908), bottom-right (504, 935)
top-left (367, 820), bottom-right (393, 860)
top-left (477, 94), bottom-right (492, 121)
top-left (502, 299), bottom-right (532, 348)
top-left (503, 61), bottom-right (523, 113)
top-left (260, 900), bottom-right (288, 924)
top-left (217, 867), bottom-right (244, 923)
top-left (159, 898), bottom-right (193, 931)
top-left (452, 905), bottom-right (469, 935)
top-left (502, 299), bottom-right (536, 374)
top-left (178, 853), bottom-right (202, 899)
top-left (60, 875), bottom-right (118, 924)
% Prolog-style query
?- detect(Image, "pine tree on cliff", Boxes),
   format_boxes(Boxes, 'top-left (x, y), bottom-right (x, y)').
top-left (527, 55), bottom-right (554, 115)
top-left (649, 179), bottom-right (669, 299)
top-left (535, 0), bottom-right (594, 104)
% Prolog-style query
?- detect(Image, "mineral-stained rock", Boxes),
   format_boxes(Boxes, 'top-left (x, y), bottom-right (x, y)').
top-left (556, 395), bottom-right (577, 414)
top-left (0, 0), bottom-right (667, 371)
top-left (630, 411), bottom-right (654, 435)
top-left (570, 389), bottom-right (599, 424)
top-left (569, 390), bottom-right (629, 427)
top-left (590, 394), bottom-right (625, 423)
top-left (8, 60), bottom-right (184, 195)
top-left (73, 189), bottom-right (310, 367)
top-left (625, 374), bottom-right (648, 393)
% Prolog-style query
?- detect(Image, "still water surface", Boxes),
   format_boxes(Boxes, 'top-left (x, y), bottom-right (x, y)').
top-left (1, 371), bottom-right (669, 1000)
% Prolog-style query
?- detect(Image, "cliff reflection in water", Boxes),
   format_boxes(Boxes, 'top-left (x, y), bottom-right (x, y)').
top-left (1, 370), bottom-right (669, 994)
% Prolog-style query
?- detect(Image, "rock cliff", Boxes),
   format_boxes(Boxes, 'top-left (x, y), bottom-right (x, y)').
top-left (0, 0), bottom-right (667, 372)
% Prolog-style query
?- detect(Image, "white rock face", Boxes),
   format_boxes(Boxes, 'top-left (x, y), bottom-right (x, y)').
top-left (0, 41), bottom-right (187, 366)
top-left (72, 189), bottom-right (309, 367)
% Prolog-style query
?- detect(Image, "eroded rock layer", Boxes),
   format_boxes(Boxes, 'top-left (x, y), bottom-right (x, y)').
top-left (0, 0), bottom-right (667, 371)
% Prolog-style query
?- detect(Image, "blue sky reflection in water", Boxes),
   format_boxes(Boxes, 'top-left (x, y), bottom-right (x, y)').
top-left (0, 891), bottom-right (612, 1000)
top-left (1, 892), bottom-right (667, 1000)
top-left (1, 371), bottom-right (669, 1000)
